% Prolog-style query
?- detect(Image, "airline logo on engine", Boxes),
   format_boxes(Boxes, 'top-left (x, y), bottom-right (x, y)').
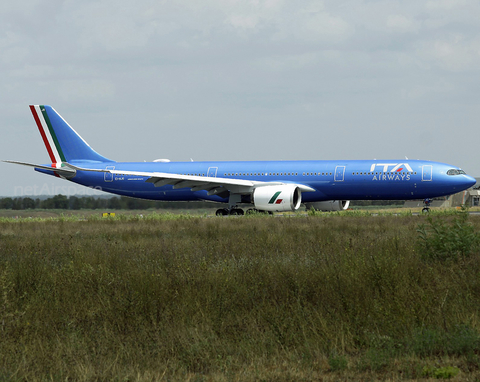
top-left (369, 163), bottom-right (414, 181)
top-left (268, 191), bottom-right (283, 205)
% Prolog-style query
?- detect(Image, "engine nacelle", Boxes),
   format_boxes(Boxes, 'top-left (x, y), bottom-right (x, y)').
top-left (253, 185), bottom-right (302, 212)
top-left (305, 200), bottom-right (350, 211)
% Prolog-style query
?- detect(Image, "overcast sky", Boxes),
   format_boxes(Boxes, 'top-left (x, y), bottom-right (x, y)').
top-left (1, 0), bottom-right (479, 197)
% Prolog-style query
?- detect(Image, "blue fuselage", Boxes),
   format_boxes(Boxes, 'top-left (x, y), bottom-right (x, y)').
top-left (37, 159), bottom-right (476, 203)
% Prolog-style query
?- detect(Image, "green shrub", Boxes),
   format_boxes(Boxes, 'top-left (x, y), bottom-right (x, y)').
top-left (358, 348), bottom-right (392, 372)
top-left (416, 213), bottom-right (479, 261)
top-left (422, 365), bottom-right (460, 379)
top-left (328, 354), bottom-right (348, 371)
top-left (409, 325), bottom-right (480, 357)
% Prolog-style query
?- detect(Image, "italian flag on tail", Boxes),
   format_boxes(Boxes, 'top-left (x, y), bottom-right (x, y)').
top-left (29, 104), bottom-right (113, 165)
top-left (30, 105), bottom-right (66, 165)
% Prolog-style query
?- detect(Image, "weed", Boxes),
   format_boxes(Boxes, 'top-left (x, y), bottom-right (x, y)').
top-left (328, 354), bottom-right (348, 371)
top-left (416, 212), bottom-right (479, 261)
top-left (358, 348), bottom-right (392, 372)
top-left (422, 365), bottom-right (460, 379)
top-left (409, 325), bottom-right (480, 357)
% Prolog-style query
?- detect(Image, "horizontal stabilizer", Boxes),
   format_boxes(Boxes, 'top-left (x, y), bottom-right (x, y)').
top-left (3, 160), bottom-right (76, 176)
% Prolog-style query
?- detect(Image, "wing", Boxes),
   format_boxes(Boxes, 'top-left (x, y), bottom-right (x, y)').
top-left (115, 170), bottom-right (315, 197)
top-left (63, 163), bottom-right (315, 196)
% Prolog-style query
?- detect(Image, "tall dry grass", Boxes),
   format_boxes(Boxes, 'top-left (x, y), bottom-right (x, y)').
top-left (0, 212), bottom-right (479, 380)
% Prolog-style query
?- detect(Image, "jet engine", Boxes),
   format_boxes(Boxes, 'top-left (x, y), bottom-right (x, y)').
top-left (253, 185), bottom-right (302, 212)
top-left (305, 200), bottom-right (350, 211)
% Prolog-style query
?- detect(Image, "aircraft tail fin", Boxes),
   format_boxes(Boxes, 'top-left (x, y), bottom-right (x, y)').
top-left (30, 105), bottom-right (114, 163)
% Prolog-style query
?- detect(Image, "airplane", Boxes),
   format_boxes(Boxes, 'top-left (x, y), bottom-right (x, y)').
top-left (4, 105), bottom-right (477, 215)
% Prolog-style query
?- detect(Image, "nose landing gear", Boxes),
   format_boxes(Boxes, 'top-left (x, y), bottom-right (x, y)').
top-left (422, 198), bottom-right (432, 213)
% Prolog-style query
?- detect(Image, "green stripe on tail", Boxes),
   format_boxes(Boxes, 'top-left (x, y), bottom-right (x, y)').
top-left (40, 105), bottom-right (66, 162)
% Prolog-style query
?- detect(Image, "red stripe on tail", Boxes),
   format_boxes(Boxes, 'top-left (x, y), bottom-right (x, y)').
top-left (51, 163), bottom-right (60, 178)
top-left (30, 105), bottom-right (56, 163)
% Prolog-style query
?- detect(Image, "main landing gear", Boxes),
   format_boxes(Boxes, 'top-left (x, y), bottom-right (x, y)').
top-left (215, 193), bottom-right (246, 216)
top-left (215, 193), bottom-right (272, 216)
top-left (422, 198), bottom-right (432, 213)
top-left (215, 207), bottom-right (273, 216)
top-left (216, 208), bottom-right (244, 216)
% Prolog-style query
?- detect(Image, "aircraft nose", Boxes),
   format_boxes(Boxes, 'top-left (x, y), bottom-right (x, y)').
top-left (465, 175), bottom-right (477, 189)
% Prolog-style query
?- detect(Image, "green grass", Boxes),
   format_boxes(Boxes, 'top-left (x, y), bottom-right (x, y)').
top-left (0, 212), bottom-right (480, 380)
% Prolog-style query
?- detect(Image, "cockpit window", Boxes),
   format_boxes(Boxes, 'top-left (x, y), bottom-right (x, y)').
top-left (447, 169), bottom-right (467, 175)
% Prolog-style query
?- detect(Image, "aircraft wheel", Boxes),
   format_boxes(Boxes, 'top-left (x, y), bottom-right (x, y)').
top-left (230, 208), bottom-right (244, 216)
top-left (216, 208), bottom-right (229, 216)
top-left (246, 208), bottom-right (256, 215)
top-left (422, 207), bottom-right (430, 213)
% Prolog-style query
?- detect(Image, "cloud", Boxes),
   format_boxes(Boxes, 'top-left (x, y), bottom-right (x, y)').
top-left (386, 14), bottom-right (417, 32)
top-left (1, 0), bottom-right (480, 195)
top-left (426, 0), bottom-right (468, 11)
top-left (416, 35), bottom-right (480, 71)
top-left (56, 79), bottom-right (116, 102)
top-left (287, 9), bottom-right (353, 44)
